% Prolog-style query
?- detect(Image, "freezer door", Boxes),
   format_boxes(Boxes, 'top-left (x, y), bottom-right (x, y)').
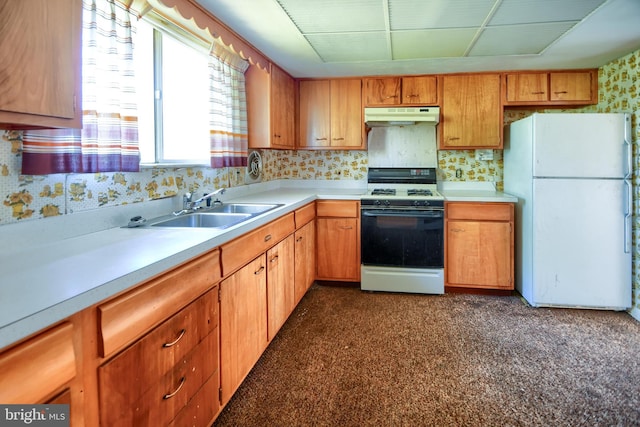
top-left (530, 178), bottom-right (631, 309)
top-left (532, 113), bottom-right (630, 179)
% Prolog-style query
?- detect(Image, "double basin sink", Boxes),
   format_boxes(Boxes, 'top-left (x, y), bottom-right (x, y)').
top-left (144, 203), bottom-right (283, 229)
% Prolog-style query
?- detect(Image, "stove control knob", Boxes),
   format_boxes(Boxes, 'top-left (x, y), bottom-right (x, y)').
top-left (374, 200), bottom-right (382, 206)
top-left (413, 200), bottom-right (421, 207)
top-left (383, 200), bottom-right (390, 206)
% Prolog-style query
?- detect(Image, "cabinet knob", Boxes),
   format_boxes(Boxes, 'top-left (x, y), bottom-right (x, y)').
top-left (254, 265), bottom-right (265, 275)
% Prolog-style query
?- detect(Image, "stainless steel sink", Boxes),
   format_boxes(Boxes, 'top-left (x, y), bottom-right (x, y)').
top-left (151, 213), bottom-right (251, 229)
top-left (211, 203), bottom-right (281, 215)
top-left (145, 203), bottom-right (283, 229)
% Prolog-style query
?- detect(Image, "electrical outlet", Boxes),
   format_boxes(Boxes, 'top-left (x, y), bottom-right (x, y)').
top-left (475, 149), bottom-right (494, 161)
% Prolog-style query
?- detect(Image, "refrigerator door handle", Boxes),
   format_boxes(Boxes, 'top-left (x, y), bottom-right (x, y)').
top-left (624, 114), bottom-right (632, 179)
top-left (624, 178), bottom-right (632, 254)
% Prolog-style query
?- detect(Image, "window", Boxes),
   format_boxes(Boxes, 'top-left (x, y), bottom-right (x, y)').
top-left (135, 18), bottom-right (211, 166)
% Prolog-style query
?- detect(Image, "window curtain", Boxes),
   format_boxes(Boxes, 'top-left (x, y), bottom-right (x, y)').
top-left (22, 0), bottom-right (139, 175)
top-left (208, 42), bottom-right (250, 168)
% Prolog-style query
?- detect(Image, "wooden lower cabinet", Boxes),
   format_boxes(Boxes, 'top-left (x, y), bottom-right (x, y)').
top-left (316, 200), bottom-right (360, 282)
top-left (445, 202), bottom-right (514, 290)
top-left (219, 255), bottom-right (268, 406)
top-left (98, 288), bottom-right (219, 426)
top-left (294, 219), bottom-right (316, 303)
top-left (267, 235), bottom-right (296, 341)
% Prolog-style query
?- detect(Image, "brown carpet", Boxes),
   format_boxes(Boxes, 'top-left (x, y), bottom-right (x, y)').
top-left (213, 284), bottom-right (640, 427)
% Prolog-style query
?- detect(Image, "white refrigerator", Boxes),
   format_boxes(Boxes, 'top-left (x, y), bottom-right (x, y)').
top-left (504, 113), bottom-right (632, 310)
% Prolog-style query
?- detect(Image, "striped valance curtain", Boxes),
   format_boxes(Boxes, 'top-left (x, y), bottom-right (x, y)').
top-left (22, 0), bottom-right (139, 175)
top-left (208, 42), bottom-right (250, 168)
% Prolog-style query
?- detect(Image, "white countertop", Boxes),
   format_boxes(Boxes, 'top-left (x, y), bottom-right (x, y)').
top-left (0, 179), bottom-right (515, 350)
top-left (439, 181), bottom-right (518, 203)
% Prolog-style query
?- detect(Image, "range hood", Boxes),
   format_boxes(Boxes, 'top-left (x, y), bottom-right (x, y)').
top-left (364, 106), bottom-right (440, 127)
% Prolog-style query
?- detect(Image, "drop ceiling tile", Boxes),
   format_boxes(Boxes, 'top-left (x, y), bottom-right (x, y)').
top-left (391, 29), bottom-right (478, 59)
top-left (277, 0), bottom-right (385, 34)
top-left (469, 22), bottom-right (576, 56)
top-left (389, 0), bottom-right (498, 30)
top-left (489, 0), bottom-right (606, 26)
top-left (305, 32), bottom-right (390, 62)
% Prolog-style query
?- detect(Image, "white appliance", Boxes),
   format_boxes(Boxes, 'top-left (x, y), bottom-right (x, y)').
top-left (504, 113), bottom-right (632, 310)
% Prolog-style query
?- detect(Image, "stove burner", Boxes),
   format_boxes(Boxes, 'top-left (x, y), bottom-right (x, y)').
top-left (407, 189), bottom-right (433, 196)
top-left (371, 188), bottom-right (396, 196)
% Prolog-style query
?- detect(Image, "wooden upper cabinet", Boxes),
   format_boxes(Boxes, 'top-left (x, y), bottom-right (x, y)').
top-left (440, 74), bottom-right (502, 149)
top-left (401, 76), bottom-right (438, 105)
top-left (0, 0), bottom-right (82, 129)
top-left (549, 71), bottom-right (595, 102)
top-left (503, 69), bottom-right (597, 106)
top-left (504, 73), bottom-right (548, 103)
top-left (363, 76), bottom-right (437, 106)
top-left (298, 79), bottom-right (363, 149)
top-left (270, 64), bottom-right (296, 149)
top-left (247, 63), bottom-right (296, 149)
top-left (363, 77), bottom-right (401, 105)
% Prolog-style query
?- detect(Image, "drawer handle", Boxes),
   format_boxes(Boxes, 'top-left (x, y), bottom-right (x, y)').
top-left (163, 377), bottom-right (186, 399)
top-left (339, 226), bottom-right (353, 230)
top-left (531, 91), bottom-right (545, 94)
top-left (384, 95), bottom-right (398, 99)
top-left (296, 236), bottom-right (303, 242)
top-left (554, 91), bottom-right (568, 94)
top-left (332, 137), bottom-right (344, 141)
top-left (270, 254), bottom-right (279, 263)
top-left (254, 265), bottom-right (265, 275)
top-left (451, 228), bottom-right (465, 232)
top-left (448, 137), bottom-right (460, 141)
top-left (162, 328), bottom-right (186, 348)
top-left (264, 234), bottom-right (272, 242)
top-left (315, 137), bottom-right (328, 141)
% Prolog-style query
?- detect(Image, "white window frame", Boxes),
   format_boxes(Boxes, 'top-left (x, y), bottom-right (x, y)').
top-left (136, 15), bottom-right (212, 167)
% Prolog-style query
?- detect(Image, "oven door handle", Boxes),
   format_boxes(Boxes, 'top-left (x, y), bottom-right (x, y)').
top-left (361, 209), bottom-right (444, 218)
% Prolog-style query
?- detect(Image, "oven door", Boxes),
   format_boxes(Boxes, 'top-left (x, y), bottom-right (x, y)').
top-left (361, 208), bottom-right (444, 268)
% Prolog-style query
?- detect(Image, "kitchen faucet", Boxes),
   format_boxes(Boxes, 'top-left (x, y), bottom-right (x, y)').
top-left (175, 188), bottom-right (226, 215)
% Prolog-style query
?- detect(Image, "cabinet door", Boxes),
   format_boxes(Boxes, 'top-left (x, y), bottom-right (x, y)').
top-left (504, 73), bottom-right (548, 102)
top-left (549, 71), bottom-right (594, 102)
top-left (294, 219), bottom-right (316, 304)
top-left (446, 220), bottom-right (512, 289)
top-left (330, 79), bottom-right (363, 148)
top-left (402, 76), bottom-right (438, 105)
top-left (299, 80), bottom-right (331, 148)
top-left (363, 77), bottom-right (401, 106)
top-left (220, 255), bottom-right (268, 405)
top-left (317, 218), bottom-right (360, 281)
top-left (267, 235), bottom-right (295, 341)
top-left (270, 64), bottom-right (295, 148)
top-left (0, 0), bottom-right (81, 128)
top-left (440, 74), bottom-right (502, 149)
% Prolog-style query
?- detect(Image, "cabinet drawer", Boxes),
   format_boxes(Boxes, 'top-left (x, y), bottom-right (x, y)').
top-left (169, 371), bottom-right (220, 427)
top-left (221, 212), bottom-right (295, 276)
top-left (100, 330), bottom-right (218, 426)
top-left (99, 288), bottom-right (217, 389)
top-left (446, 202), bottom-right (513, 221)
top-left (98, 249), bottom-right (220, 357)
top-left (316, 200), bottom-right (360, 217)
top-left (295, 202), bottom-right (315, 228)
top-left (0, 322), bottom-right (75, 403)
